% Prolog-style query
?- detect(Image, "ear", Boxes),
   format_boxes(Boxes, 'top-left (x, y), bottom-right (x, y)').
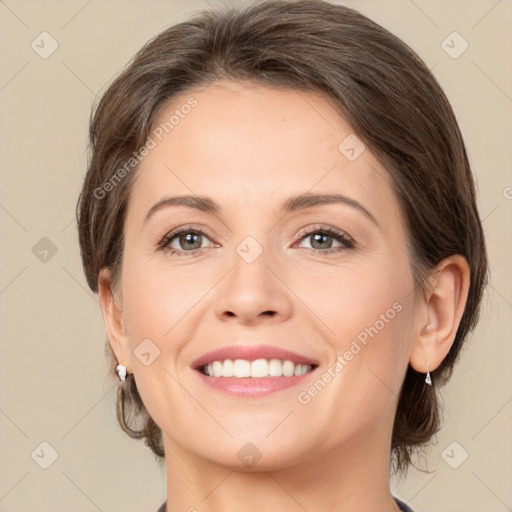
top-left (97, 268), bottom-right (133, 375)
top-left (409, 254), bottom-right (471, 374)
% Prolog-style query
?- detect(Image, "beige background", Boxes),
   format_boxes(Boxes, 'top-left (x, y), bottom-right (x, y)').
top-left (1, 0), bottom-right (511, 511)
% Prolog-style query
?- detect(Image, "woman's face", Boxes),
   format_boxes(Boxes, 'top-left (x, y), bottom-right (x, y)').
top-left (112, 81), bottom-right (423, 470)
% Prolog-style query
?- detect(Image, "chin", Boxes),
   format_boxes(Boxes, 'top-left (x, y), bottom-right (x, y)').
top-left (193, 434), bottom-right (317, 472)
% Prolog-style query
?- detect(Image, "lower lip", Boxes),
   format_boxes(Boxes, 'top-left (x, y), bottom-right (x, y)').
top-left (195, 369), bottom-right (317, 397)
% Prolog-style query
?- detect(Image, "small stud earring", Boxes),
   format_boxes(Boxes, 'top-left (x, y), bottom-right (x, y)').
top-left (116, 364), bottom-right (127, 381)
top-left (425, 362), bottom-right (432, 386)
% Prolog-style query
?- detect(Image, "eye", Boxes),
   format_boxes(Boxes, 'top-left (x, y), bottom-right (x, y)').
top-left (294, 225), bottom-right (355, 254)
top-left (158, 225), bottom-right (217, 256)
top-left (158, 224), bottom-right (355, 257)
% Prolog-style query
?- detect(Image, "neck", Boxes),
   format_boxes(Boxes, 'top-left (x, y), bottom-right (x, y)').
top-left (162, 426), bottom-right (401, 512)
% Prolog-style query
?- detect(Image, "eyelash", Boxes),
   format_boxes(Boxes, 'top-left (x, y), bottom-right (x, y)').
top-left (157, 224), bottom-right (355, 257)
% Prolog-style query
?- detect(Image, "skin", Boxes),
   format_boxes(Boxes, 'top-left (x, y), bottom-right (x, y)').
top-left (98, 81), bottom-right (470, 512)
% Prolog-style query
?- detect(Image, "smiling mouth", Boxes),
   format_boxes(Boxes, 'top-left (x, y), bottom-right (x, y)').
top-left (199, 358), bottom-right (317, 378)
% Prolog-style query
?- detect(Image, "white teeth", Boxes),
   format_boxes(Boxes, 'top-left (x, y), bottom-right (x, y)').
top-left (212, 361), bottom-right (223, 377)
top-left (222, 359), bottom-right (234, 377)
top-left (250, 359), bottom-right (268, 377)
top-left (282, 360), bottom-right (295, 377)
top-left (268, 358), bottom-right (283, 376)
top-left (203, 358), bottom-right (313, 378)
top-left (233, 359), bottom-right (251, 378)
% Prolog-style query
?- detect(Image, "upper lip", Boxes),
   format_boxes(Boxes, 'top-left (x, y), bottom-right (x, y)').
top-left (191, 344), bottom-right (319, 369)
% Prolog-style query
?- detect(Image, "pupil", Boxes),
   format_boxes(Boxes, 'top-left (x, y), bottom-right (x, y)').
top-left (313, 233), bottom-right (331, 249)
top-left (182, 233), bottom-right (201, 249)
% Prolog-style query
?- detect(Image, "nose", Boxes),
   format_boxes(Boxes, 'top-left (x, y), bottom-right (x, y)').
top-left (214, 243), bottom-right (293, 326)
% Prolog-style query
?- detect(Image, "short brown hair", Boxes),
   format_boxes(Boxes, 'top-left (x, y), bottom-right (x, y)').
top-left (77, 0), bottom-right (488, 473)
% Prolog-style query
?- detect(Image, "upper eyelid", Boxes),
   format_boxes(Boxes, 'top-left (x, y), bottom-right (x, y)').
top-left (295, 224), bottom-right (353, 241)
top-left (162, 224), bottom-right (348, 239)
top-left (160, 224), bottom-right (353, 249)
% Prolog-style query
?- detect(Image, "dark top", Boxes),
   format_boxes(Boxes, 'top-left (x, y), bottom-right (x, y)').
top-left (156, 497), bottom-right (415, 511)
top-left (395, 498), bottom-right (415, 512)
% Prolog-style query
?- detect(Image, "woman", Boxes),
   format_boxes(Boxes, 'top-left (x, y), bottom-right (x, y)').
top-left (76, 1), bottom-right (488, 510)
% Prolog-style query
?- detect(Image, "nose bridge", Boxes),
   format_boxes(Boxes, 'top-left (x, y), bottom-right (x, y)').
top-left (231, 233), bottom-right (274, 302)
top-left (214, 232), bottom-right (291, 323)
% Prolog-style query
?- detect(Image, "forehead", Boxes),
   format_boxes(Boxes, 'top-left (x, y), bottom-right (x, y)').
top-left (127, 81), bottom-right (401, 227)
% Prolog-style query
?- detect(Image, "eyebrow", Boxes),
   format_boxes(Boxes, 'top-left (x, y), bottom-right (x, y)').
top-left (144, 193), bottom-right (379, 227)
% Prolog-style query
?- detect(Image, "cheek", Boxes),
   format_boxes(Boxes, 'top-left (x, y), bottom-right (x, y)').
top-left (299, 254), bottom-right (416, 398)
top-left (325, 270), bottom-right (415, 406)
top-left (120, 250), bottom-right (209, 340)
top-left (301, 256), bottom-right (414, 344)
top-left (119, 256), bottom-right (204, 432)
